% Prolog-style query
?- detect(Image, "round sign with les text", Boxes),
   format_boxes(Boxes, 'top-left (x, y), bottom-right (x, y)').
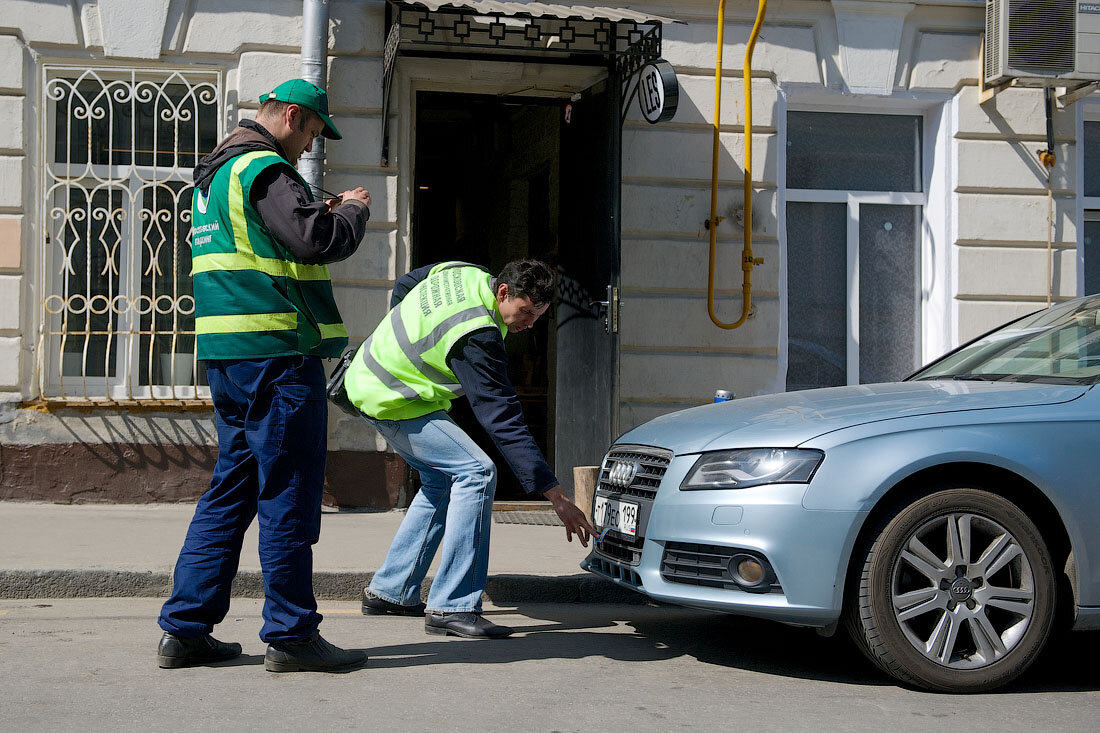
top-left (638, 60), bottom-right (678, 124)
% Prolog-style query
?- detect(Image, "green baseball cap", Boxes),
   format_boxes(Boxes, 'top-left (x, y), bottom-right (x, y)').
top-left (260, 78), bottom-right (342, 140)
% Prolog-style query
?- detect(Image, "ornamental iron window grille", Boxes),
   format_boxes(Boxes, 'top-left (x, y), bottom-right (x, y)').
top-left (37, 67), bottom-right (221, 403)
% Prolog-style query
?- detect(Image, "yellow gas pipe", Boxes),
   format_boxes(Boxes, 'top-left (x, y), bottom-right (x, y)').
top-left (708, 0), bottom-right (767, 329)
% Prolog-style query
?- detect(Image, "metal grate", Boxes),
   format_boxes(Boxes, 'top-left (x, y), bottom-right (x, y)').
top-left (492, 510), bottom-right (563, 526)
top-left (595, 532), bottom-right (643, 565)
top-left (586, 554), bottom-right (643, 588)
top-left (1007, 0), bottom-right (1075, 72)
top-left (37, 67), bottom-right (221, 403)
top-left (598, 445), bottom-right (672, 500)
top-left (984, 0), bottom-right (1001, 82)
top-left (661, 542), bottom-right (782, 593)
top-left (392, 1), bottom-right (669, 57)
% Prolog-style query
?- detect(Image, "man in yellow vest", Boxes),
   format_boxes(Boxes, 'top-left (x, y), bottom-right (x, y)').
top-left (157, 79), bottom-right (370, 672)
top-left (343, 259), bottom-right (597, 638)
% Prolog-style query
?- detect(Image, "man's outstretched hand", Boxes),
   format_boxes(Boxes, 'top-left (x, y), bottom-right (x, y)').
top-left (544, 485), bottom-right (598, 547)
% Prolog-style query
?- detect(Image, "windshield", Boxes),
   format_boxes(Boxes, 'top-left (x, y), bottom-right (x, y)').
top-left (912, 296), bottom-right (1100, 385)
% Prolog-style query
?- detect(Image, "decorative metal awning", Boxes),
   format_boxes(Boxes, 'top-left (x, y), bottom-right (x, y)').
top-left (381, 1), bottom-right (681, 163)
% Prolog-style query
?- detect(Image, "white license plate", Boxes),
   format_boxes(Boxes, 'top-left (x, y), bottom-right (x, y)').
top-left (594, 496), bottom-right (639, 537)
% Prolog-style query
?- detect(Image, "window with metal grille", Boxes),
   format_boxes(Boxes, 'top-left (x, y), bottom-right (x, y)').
top-left (37, 67), bottom-right (221, 403)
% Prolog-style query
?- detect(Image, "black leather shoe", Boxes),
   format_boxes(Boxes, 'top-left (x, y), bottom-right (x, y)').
top-left (156, 631), bottom-right (242, 669)
top-left (265, 632), bottom-right (367, 673)
top-left (361, 590), bottom-right (426, 617)
top-left (424, 612), bottom-right (514, 639)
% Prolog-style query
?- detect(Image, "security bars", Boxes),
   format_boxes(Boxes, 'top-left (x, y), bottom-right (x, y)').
top-left (37, 67), bottom-right (221, 404)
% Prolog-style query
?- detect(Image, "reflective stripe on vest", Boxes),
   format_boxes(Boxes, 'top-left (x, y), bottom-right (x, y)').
top-left (359, 301), bottom-right (495, 397)
top-left (190, 149), bottom-right (348, 357)
top-left (192, 152), bottom-right (332, 282)
top-left (346, 264), bottom-right (503, 419)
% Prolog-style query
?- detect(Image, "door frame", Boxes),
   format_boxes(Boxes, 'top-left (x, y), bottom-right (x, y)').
top-left (393, 56), bottom-right (624, 460)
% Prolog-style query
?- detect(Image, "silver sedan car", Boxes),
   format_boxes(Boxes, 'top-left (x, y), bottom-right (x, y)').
top-left (583, 295), bottom-right (1100, 692)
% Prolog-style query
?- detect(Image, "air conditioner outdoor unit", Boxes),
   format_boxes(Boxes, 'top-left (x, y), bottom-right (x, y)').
top-left (984, 0), bottom-right (1100, 86)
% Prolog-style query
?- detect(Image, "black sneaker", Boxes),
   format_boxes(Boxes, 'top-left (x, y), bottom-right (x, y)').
top-left (361, 589), bottom-right (426, 617)
top-left (156, 631), bottom-right (242, 668)
top-left (424, 612), bottom-right (514, 639)
top-left (264, 632), bottom-right (367, 673)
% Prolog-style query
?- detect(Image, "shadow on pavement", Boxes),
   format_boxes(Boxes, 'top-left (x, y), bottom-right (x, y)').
top-left (202, 653), bottom-right (266, 668)
top-left (368, 604), bottom-right (1100, 693)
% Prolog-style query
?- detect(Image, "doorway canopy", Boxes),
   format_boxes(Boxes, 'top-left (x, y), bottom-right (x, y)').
top-left (381, 0), bottom-right (680, 162)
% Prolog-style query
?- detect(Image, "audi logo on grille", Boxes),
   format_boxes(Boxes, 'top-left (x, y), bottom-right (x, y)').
top-left (607, 460), bottom-right (640, 488)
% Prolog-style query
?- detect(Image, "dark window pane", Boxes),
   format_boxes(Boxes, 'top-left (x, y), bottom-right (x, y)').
top-left (1085, 218), bottom-right (1100, 296)
top-left (52, 78), bottom-right (217, 168)
top-left (1086, 123), bottom-right (1100, 198)
top-left (53, 79), bottom-right (134, 166)
top-left (859, 204), bottom-right (920, 383)
top-left (137, 182), bottom-right (198, 386)
top-left (788, 112), bottom-right (922, 192)
top-left (58, 186), bottom-right (123, 379)
top-left (787, 202), bottom-right (847, 390)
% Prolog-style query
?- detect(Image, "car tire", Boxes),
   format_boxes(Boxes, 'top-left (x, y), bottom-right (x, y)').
top-left (844, 487), bottom-right (1057, 693)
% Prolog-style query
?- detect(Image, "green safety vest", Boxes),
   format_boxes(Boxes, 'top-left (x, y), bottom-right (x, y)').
top-left (190, 150), bottom-right (348, 360)
top-left (345, 262), bottom-right (505, 420)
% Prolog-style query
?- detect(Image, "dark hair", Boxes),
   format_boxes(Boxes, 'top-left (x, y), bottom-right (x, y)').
top-left (258, 100), bottom-right (320, 132)
top-left (496, 259), bottom-right (555, 307)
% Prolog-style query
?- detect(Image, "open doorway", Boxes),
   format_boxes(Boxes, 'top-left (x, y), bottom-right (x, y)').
top-left (412, 88), bottom-right (617, 501)
top-left (413, 92), bottom-right (559, 500)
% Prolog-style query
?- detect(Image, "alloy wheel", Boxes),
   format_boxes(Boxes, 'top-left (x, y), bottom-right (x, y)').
top-left (892, 511), bottom-right (1036, 668)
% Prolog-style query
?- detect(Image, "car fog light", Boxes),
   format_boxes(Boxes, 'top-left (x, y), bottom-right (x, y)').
top-left (736, 558), bottom-right (763, 584)
top-left (728, 553), bottom-right (775, 591)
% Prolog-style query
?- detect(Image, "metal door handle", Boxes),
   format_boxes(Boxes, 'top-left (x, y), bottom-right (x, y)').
top-left (588, 285), bottom-right (619, 334)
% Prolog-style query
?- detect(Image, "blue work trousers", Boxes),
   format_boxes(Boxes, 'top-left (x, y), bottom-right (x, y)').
top-left (158, 356), bottom-right (327, 642)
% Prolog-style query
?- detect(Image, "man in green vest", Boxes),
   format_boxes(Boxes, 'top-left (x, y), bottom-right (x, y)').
top-left (157, 79), bottom-right (370, 673)
top-left (344, 259), bottom-right (597, 638)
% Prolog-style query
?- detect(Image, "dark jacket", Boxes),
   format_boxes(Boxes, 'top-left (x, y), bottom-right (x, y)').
top-left (194, 119), bottom-right (369, 265)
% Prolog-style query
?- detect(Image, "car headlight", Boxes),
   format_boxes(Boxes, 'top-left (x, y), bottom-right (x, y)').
top-left (680, 448), bottom-right (824, 490)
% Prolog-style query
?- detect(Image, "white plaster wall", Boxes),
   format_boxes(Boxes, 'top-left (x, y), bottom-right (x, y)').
top-left (0, 32), bottom-right (26, 394)
top-left (0, 96), bottom-right (24, 151)
top-left (0, 35), bottom-right (25, 91)
top-left (0, 32), bottom-right (24, 381)
top-left (0, 275), bottom-right (20, 330)
top-left (183, 0), bottom-right (303, 55)
top-left (0, 156), bottom-right (23, 209)
top-left (0, 1), bottom-right (81, 45)
top-left (0, 336), bottom-right (21, 387)
top-left (0, 0), bottom-right (1089, 444)
top-left (616, 4), bottom-right (790, 430)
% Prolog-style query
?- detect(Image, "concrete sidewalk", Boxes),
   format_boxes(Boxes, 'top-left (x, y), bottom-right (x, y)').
top-left (0, 502), bottom-right (640, 603)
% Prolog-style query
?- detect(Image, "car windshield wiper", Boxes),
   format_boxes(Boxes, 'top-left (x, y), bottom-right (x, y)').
top-left (1000, 374), bottom-right (1097, 385)
top-left (949, 373), bottom-right (1012, 381)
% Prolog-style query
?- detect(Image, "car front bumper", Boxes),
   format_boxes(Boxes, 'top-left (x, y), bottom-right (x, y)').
top-left (581, 454), bottom-right (867, 628)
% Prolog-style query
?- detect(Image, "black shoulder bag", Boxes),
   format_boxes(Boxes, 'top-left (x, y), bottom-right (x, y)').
top-left (326, 345), bottom-right (362, 418)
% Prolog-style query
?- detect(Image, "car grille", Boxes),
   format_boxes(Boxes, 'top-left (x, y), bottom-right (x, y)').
top-left (661, 542), bottom-right (782, 593)
top-left (595, 532), bottom-right (643, 565)
top-left (598, 445), bottom-right (672, 500)
top-left (586, 554), bottom-right (643, 588)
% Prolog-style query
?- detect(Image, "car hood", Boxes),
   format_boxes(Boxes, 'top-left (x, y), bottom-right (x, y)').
top-left (618, 381), bottom-right (1089, 455)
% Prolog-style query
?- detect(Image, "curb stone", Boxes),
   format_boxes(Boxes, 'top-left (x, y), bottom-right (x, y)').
top-left (0, 570), bottom-right (647, 604)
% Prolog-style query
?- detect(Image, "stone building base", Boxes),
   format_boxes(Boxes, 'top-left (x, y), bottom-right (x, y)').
top-left (0, 443), bottom-right (408, 509)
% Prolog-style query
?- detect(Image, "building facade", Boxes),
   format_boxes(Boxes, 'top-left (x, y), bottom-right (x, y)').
top-left (0, 0), bottom-right (1091, 506)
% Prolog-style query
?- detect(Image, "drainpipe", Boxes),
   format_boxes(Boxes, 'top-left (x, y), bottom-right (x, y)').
top-left (300, 0), bottom-right (330, 191)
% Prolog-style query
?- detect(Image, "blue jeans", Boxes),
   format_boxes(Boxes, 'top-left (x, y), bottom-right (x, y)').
top-left (366, 411), bottom-right (497, 613)
top-left (159, 356), bottom-right (327, 642)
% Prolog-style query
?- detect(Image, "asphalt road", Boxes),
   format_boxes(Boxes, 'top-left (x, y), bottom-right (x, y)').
top-left (2, 599), bottom-right (1098, 732)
